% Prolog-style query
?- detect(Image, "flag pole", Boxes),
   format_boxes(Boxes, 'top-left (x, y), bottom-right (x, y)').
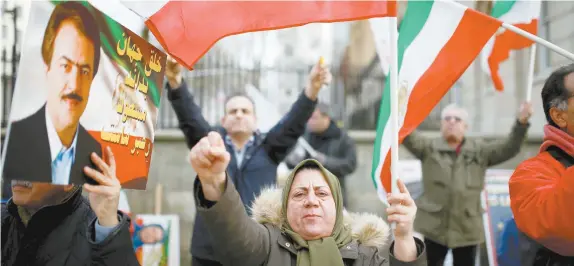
top-left (526, 44), bottom-right (537, 102)
top-left (0, 23), bottom-right (3, 201)
top-left (389, 8), bottom-right (399, 230)
top-left (501, 23), bottom-right (574, 61)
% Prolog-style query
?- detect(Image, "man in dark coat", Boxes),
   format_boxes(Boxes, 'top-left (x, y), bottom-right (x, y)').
top-left (284, 103), bottom-right (357, 207)
top-left (3, 1), bottom-right (102, 186)
top-left (164, 58), bottom-right (329, 266)
top-left (1, 147), bottom-right (138, 266)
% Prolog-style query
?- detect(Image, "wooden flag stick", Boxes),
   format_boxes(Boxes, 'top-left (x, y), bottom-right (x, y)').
top-left (501, 23), bottom-right (574, 61)
top-left (389, 13), bottom-right (400, 231)
top-left (526, 44), bottom-right (537, 103)
top-left (154, 184), bottom-right (163, 215)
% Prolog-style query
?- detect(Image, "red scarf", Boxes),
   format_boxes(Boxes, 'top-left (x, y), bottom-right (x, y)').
top-left (540, 125), bottom-right (574, 158)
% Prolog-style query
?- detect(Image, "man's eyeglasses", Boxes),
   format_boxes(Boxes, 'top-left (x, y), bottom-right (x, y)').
top-left (443, 116), bottom-right (462, 123)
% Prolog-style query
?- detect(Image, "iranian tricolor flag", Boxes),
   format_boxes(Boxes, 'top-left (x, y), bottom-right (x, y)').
top-left (139, 1), bottom-right (397, 69)
top-left (481, 0), bottom-right (541, 92)
top-left (371, 0), bottom-right (502, 202)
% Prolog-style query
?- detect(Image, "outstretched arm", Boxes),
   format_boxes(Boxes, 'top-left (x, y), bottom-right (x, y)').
top-left (195, 177), bottom-right (271, 266)
top-left (263, 59), bottom-right (330, 163)
top-left (166, 80), bottom-right (212, 149)
top-left (401, 131), bottom-right (430, 160)
top-left (164, 59), bottom-right (212, 149)
top-left (263, 91), bottom-right (316, 163)
top-left (481, 120), bottom-right (529, 166)
top-left (190, 132), bottom-right (271, 265)
top-left (482, 102), bottom-right (532, 166)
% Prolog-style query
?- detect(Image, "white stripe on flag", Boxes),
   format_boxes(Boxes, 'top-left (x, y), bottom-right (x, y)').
top-left (369, 18), bottom-right (395, 75)
top-left (376, 1), bottom-right (467, 182)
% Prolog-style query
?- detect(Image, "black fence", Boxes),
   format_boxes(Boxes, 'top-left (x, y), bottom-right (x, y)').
top-left (129, 48), bottom-right (453, 132)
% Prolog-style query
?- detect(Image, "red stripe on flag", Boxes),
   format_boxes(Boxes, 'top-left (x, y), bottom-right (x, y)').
top-left (488, 21), bottom-right (538, 91)
top-left (146, 1), bottom-right (396, 69)
top-left (88, 131), bottom-right (152, 190)
top-left (380, 151), bottom-right (393, 194)
top-left (378, 8), bottom-right (502, 193)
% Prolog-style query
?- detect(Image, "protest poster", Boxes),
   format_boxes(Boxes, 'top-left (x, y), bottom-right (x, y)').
top-left (131, 214), bottom-right (180, 266)
top-left (482, 169), bottom-right (515, 266)
top-left (1, 0), bottom-right (166, 189)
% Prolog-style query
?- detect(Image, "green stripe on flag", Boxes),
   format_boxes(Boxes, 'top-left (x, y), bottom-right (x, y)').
top-left (491, 0), bottom-right (516, 18)
top-left (49, 0), bottom-right (162, 107)
top-left (371, 0), bottom-right (435, 188)
top-left (161, 221), bottom-right (171, 265)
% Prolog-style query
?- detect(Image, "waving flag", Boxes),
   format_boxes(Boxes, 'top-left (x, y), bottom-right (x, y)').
top-left (369, 18), bottom-right (396, 74)
top-left (371, 0), bottom-right (502, 201)
top-left (481, 0), bottom-right (541, 92)
top-left (144, 1), bottom-right (397, 69)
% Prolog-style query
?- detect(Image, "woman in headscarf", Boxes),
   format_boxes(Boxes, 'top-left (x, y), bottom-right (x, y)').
top-left (189, 132), bottom-right (426, 266)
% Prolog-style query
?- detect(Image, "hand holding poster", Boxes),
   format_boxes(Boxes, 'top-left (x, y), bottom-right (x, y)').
top-left (1, 0), bottom-right (166, 189)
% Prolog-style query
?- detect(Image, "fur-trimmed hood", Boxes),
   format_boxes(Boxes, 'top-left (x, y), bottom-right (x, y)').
top-left (250, 187), bottom-right (391, 248)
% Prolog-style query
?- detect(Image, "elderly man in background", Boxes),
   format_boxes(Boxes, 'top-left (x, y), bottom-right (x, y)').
top-left (509, 63), bottom-right (574, 265)
top-left (284, 103), bottom-right (357, 206)
top-left (402, 102), bottom-right (532, 266)
top-left (188, 131), bottom-right (427, 266)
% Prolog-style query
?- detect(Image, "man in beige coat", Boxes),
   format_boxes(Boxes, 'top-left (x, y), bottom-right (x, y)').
top-left (402, 102), bottom-right (532, 266)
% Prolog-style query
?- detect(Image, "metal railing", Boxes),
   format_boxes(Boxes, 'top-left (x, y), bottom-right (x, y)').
top-left (155, 47), bottom-right (455, 132)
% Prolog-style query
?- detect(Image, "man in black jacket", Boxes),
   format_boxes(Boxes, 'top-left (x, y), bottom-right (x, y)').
top-left (1, 147), bottom-right (138, 266)
top-left (165, 59), bottom-right (328, 266)
top-left (284, 102), bottom-right (357, 207)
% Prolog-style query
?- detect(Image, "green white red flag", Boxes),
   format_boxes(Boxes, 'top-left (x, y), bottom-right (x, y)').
top-left (480, 0), bottom-right (541, 92)
top-left (371, 0), bottom-right (502, 202)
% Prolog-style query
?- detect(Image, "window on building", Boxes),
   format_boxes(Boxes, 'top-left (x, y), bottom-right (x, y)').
top-left (537, 1), bottom-right (574, 75)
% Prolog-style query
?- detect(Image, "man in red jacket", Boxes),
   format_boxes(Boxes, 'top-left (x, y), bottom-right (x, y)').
top-left (509, 63), bottom-right (574, 263)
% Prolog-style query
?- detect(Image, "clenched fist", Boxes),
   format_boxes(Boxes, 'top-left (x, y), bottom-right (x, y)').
top-left (188, 132), bottom-right (230, 201)
top-left (305, 59), bottom-right (332, 100)
top-left (165, 57), bottom-right (183, 89)
top-left (517, 101), bottom-right (533, 125)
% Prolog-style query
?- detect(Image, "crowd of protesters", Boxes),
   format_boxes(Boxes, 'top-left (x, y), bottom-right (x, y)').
top-left (1, 3), bottom-right (574, 265)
